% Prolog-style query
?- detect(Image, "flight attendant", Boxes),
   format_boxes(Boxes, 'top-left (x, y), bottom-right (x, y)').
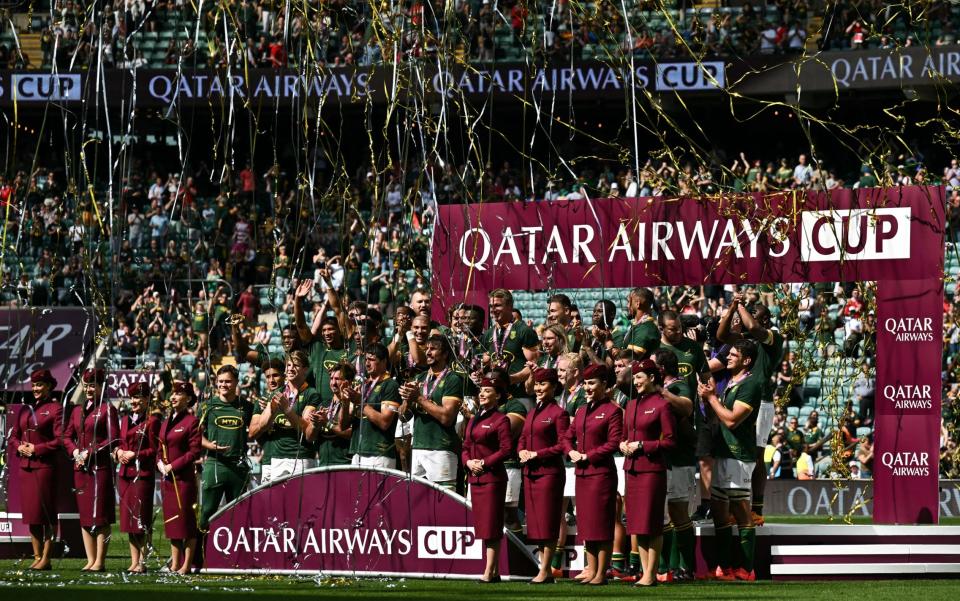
top-left (158, 382), bottom-right (202, 575)
top-left (517, 368), bottom-right (569, 584)
top-left (9, 368), bottom-right (62, 570)
top-left (462, 375), bottom-right (513, 583)
top-left (562, 363), bottom-right (623, 585)
top-left (621, 359), bottom-right (677, 586)
top-left (115, 381), bottom-right (160, 573)
top-left (64, 368), bottom-right (119, 572)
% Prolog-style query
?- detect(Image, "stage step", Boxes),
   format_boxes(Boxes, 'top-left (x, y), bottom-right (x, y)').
top-left (772, 562), bottom-right (960, 576)
top-left (766, 529), bottom-right (960, 579)
top-left (693, 524), bottom-right (960, 580)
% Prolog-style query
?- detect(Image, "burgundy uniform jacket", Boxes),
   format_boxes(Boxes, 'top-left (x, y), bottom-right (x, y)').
top-left (562, 399), bottom-right (623, 476)
top-left (118, 414), bottom-right (161, 479)
top-left (461, 408), bottom-right (513, 485)
top-left (622, 392), bottom-right (677, 473)
top-left (63, 401), bottom-right (120, 471)
top-left (517, 400), bottom-right (570, 475)
top-left (9, 399), bottom-right (63, 469)
top-left (159, 411), bottom-right (202, 479)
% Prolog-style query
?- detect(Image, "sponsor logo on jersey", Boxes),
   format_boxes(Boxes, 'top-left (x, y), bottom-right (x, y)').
top-left (215, 415), bottom-right (244, 429)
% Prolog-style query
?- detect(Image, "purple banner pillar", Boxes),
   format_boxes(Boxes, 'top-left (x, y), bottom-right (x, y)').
top-left (874, 279), bottom-right (943, 524)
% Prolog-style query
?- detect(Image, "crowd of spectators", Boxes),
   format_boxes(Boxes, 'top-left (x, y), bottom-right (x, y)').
top-left (1, 0), bottom-right (958, 71)
top-left (443, 148), bottom-right (943, 205)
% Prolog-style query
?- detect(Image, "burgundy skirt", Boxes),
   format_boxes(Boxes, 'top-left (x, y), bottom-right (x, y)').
top-left (74, 468), bottom-right (116, 528)
top-left (469, 480), bottom-right (507, 540)
top-left (575, 472), bottom-right (617, 542)
top-left (20, 467), bottom-right (57, 526)
top-left (523, 472), bottom-right (564, 542)
top-left (118, 474), bottom-right (155, 534)
top-left (162, 475), bottom-right (199, 539)
top-left (625, 471), bottom-right (667, 536)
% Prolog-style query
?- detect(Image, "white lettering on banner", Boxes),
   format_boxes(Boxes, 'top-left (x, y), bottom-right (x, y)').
top-left (608, 223), bottom-right (635, 262)
top-left (783, 483), bottom-right (872, 516)
top-left (787, 486), bottom-right (812, 514)
top-left (528, 544), bottom-right (584, 570)
top-left (11, 74), bottom-right (81, 101)
top-left (883, 317), bottom-right (935, 342)
top-left (882, 384), bottom-right (933, 410)
top-left (571, 225), bottom-right (596, 263)
top-left (768, 217), bottom-right (791, 257)
top-left (830, 50), bottom-right (960, 88)
top-left (655, 61), bottom-right (725, 91)
top-left (458, 218), bottom-right (791, 271)
top-left (416, 527), bottom-right (482, 559)
top-left (459, 228), bottom-right (491, 271)
top-left (0, 319), bottom-right (81, 388)
top-left (520, 227), bottom-right (543, 264)
top-left (493, 228), bottom-right (522, 266)
top-left (0, 324), bottom-right (73, 358)
top-left (881, 452), bottom-right (931, 477)
top-left (147, 73), bottom-right (370, 104)
top-left (212, 526), bottom-right (412, 556)
top-left (940, 487), bottom-right (960, 518)
top-left (430, 65), bottom-right (655, 96)
top-left (799, 207), bottom-right (910, 262)
top-left (107, 372), bottom-right (161, 397)
top-left (831, 54), bottom-right (915, 88)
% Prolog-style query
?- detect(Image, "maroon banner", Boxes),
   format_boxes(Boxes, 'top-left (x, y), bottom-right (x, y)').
top-left (202, 467), bottom-right (538, 578)
top-left (431, 186), bottom-right (944, 315)
top-left (106, 370), bottom-right (160, 399)
top-left (0, 308), bottom-right (95, 391)
top-left (873, 279), bottom-right (943, 524)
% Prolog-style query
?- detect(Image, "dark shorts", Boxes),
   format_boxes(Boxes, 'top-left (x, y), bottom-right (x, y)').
top-left (696, 418), bottom-right (719, 458)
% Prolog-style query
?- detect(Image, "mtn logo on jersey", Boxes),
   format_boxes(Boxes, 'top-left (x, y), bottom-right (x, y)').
top-left (215, 415), bottom-right (244, 429)
top-left (799, 207), bottom-right (910, 262)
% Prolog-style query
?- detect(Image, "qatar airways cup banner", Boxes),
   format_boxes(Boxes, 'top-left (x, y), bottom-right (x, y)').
top-left (202, 467), bottom-right (538, 578)
top-left (0, 308), bottom-right (96, 391)
top-left (434, 185), bottom-right (945, 526)
top-left (873, 279), bottom-right (943, 524)
top-left (432, 186), bottom-right (944, 306)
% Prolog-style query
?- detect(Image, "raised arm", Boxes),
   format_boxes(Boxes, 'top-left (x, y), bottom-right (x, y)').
top-left (293, 279), bottom-right (317, 345)
top-left (716, 297), bottom-right (743, 344)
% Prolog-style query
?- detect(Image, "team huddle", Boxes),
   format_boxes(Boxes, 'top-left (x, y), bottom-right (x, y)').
top-left (10, 282), bottom-right (782, 583)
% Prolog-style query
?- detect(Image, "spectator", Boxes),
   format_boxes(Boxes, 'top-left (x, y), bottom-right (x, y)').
top-left (792, 154), bottom-right (813, 188)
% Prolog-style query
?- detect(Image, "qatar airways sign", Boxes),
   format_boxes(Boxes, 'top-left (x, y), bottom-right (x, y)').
top-left (874, 277), bottom-right (943, 524)
top-left (0, 309), bottom-right (95, 391)
top-left (433, 187), bottom-right (943, 299)
top-left (202, 467), bottom-right (536, 578)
